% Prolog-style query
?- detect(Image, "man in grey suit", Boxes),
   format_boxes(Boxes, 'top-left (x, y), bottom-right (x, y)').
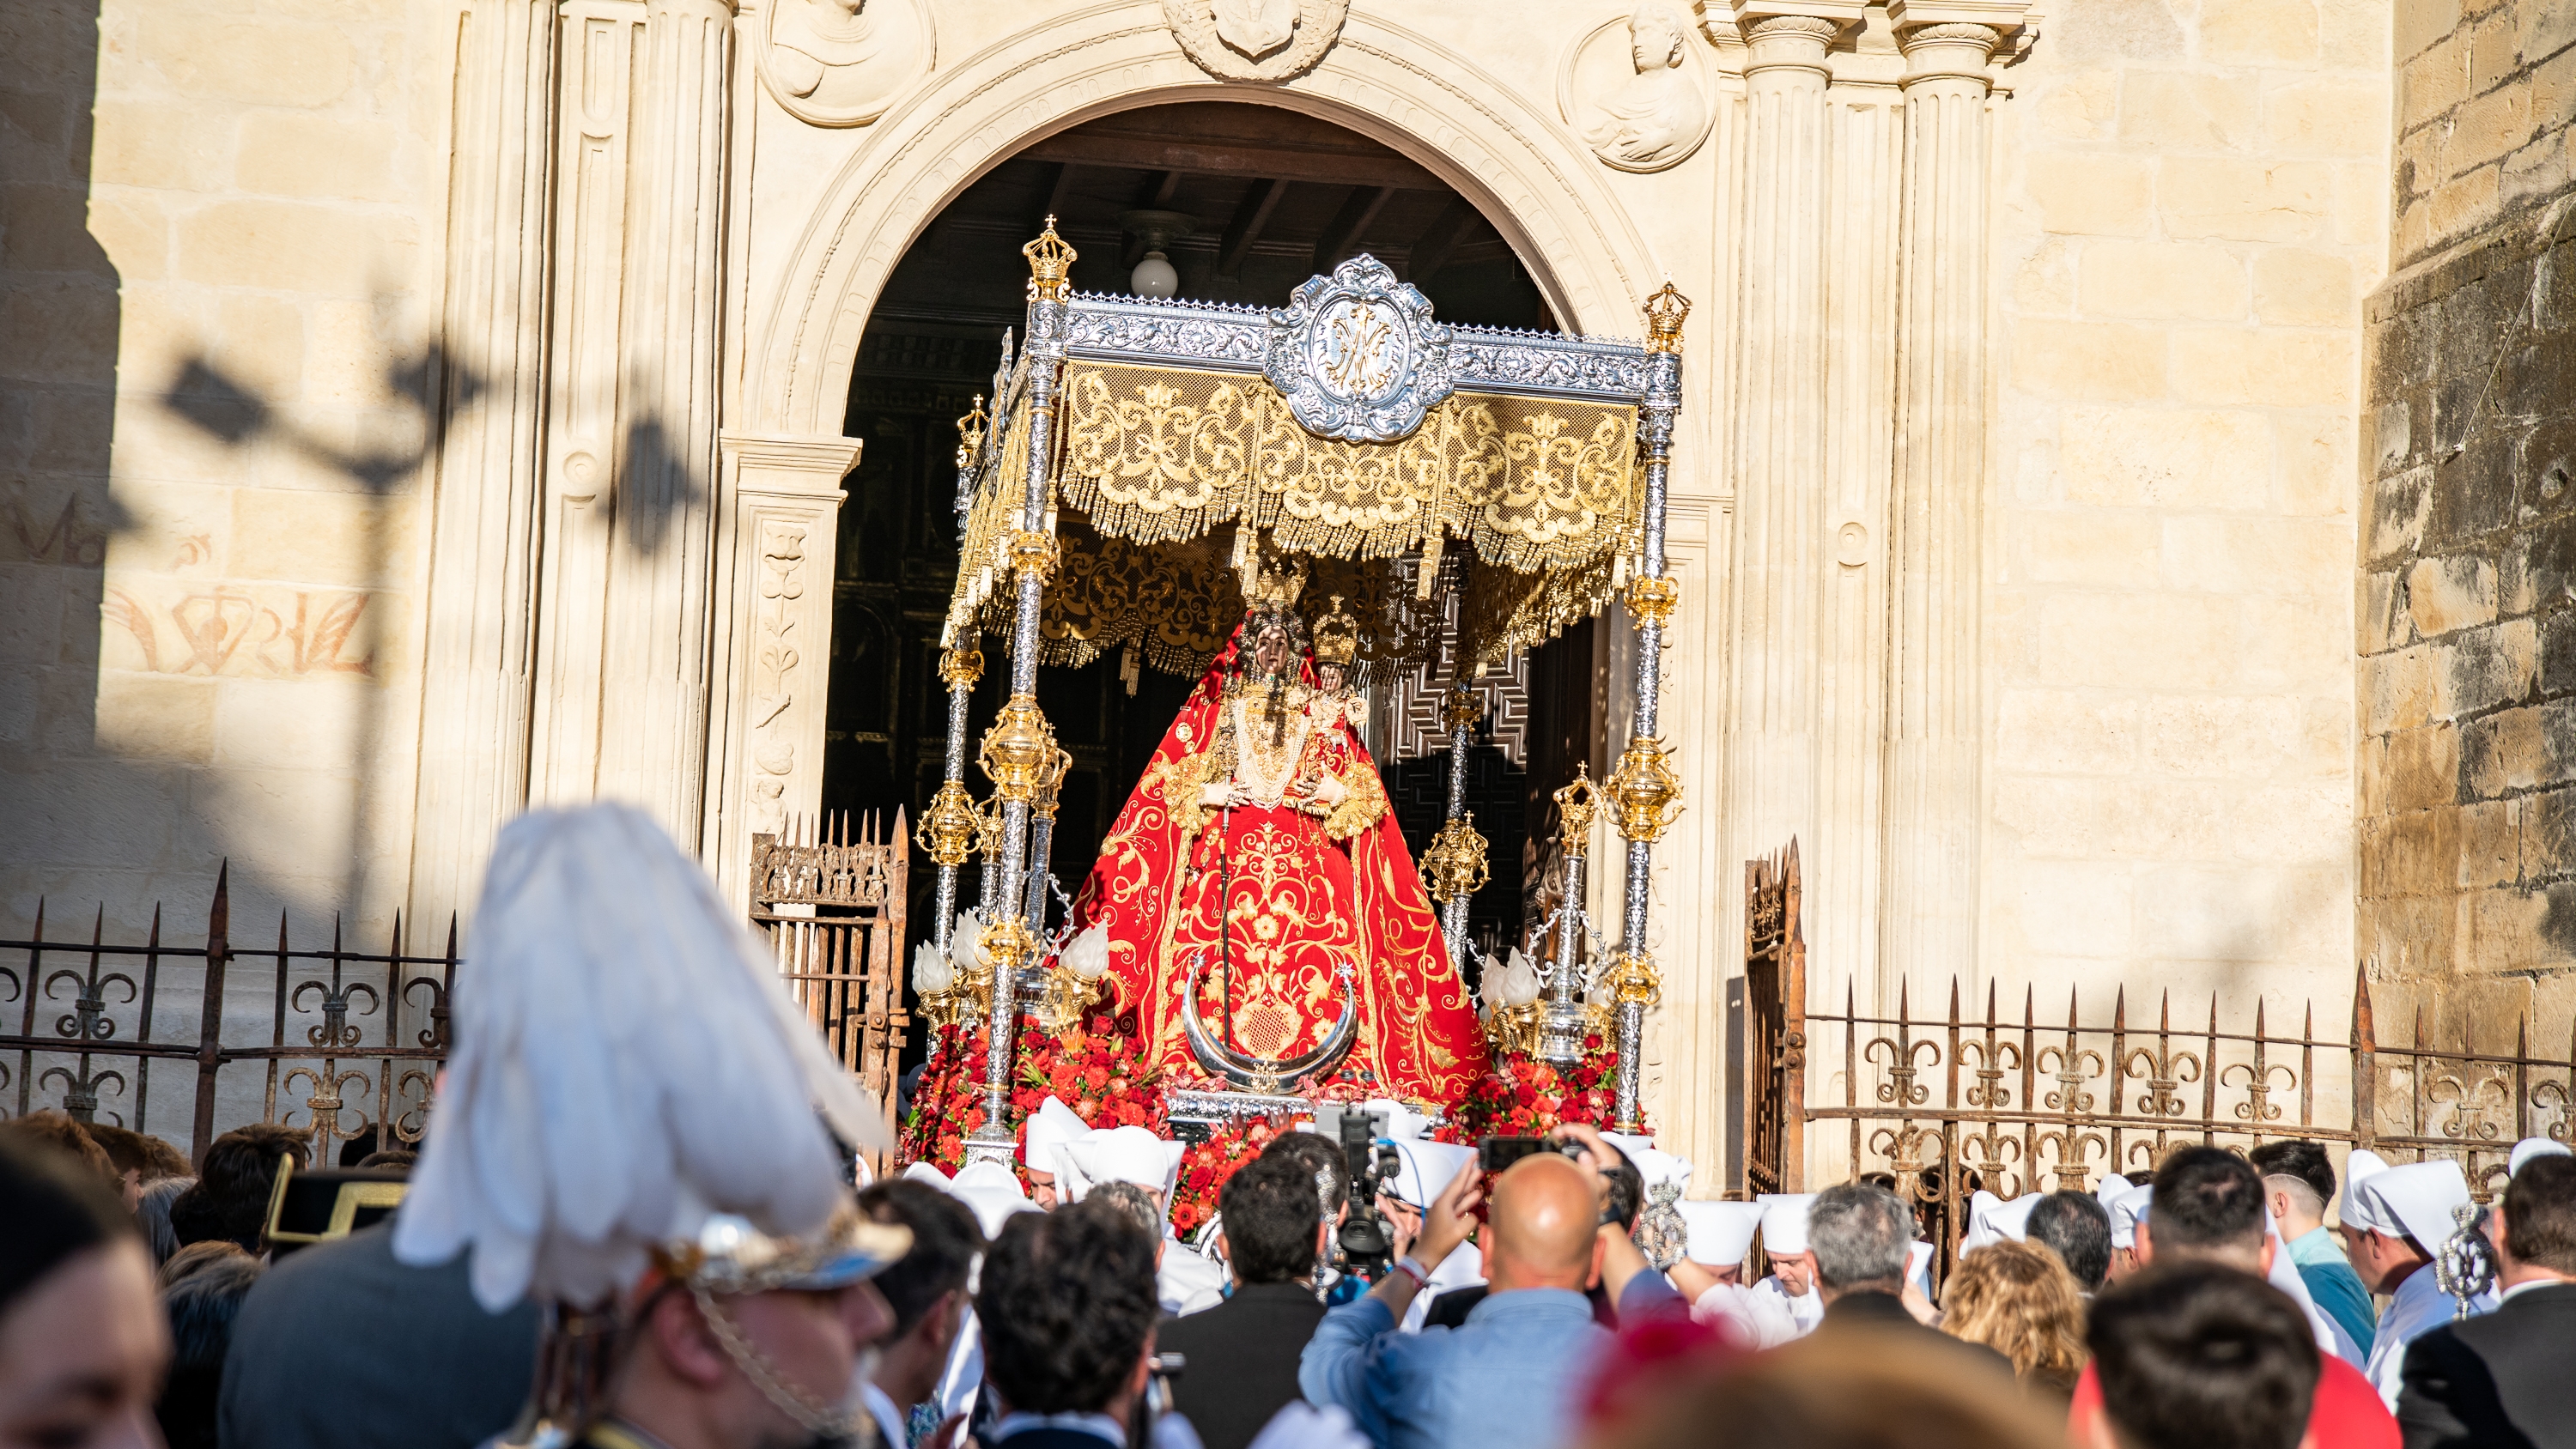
top-left (219, 1220), bottom-right (540, 1449)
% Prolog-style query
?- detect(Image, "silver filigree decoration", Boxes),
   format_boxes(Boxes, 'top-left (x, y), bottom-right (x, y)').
top-left (1264, 255), bottom-right (1454, 443)
top-left (1064, 293), bottom-right (1268, 371)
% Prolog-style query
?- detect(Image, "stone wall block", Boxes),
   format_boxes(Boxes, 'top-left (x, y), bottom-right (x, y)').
top-left (2463, 706), bottom-right (2541, 797)
top-left (2060, 406), bottom-right (2269, 507)
top-left (2513, 416), bottom-right (2576, 521)
top-left (1996, 690), bottom-right (2142, 773)
top-left (2079, 239), bottom-right (2249, 320)
top-left (2437, 616), bottom-right (2537, 717)
top-left (2396, 0), bottom-right (2463, 66)
top-left (2252, 247), bottom-right (2354, 324)
top-left (2407, 553), bottom-right (2501, 637)
top-left (2359, 567), bottom-right (2407, 653)
top-left (2172, 329), bottom-right (2353, 407)
top-left (2365, 643), bottom-right (2436, 734)
top-left (2542, 609), bottom-right (2576, 693)
top-left (2445, 81), bottom-right (2534, 181)
top-left (2025, 154), bottom-right (2156, 235)
top-left (2461, 797), bottom-right (2524, 887)
top-left (2524, 785), bottom-right (2576, 877)
top-left (2159, 157), bottom-right (2330, 243)
top-left (2121, 72), bottom-right (2259, 150)
top-left (2200, 0), bottom-right (2322, 65)
top-left (2522, 3), bottom-right (2576, 69)
top-left (2386, 719), bottom-right (2467, 808)
top-left (2462, 884), bottom-right (2549, 969)
top-left (2504, 131), bottom-right (2572, 209)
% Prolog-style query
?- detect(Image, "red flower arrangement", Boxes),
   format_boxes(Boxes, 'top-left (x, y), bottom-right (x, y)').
top-left (899, 1003), bottom-right (1170, 1173)
top-left (1439, 1032), bottom-right (1643, 1142)
top-left (1168, 1115), bottom-right (1291, 1239)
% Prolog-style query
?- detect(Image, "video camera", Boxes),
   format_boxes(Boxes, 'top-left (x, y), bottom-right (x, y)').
top-left (1313, 1102), bottom-right (1402, 1282)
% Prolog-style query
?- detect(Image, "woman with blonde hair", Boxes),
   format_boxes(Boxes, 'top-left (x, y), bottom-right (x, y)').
top-left (1940, 1239), bottom-right (2090, 1402)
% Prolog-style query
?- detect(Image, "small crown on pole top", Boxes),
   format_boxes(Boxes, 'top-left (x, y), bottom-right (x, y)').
top-left (1643, 282), bottom-right (1691, 354)
top-left (1024, 215), bottom-right (1078, 302)
top-left (955, 393), bottom-right (987, 470)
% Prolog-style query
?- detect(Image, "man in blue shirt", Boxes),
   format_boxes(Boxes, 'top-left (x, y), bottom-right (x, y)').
top-left (2251, 1139), bottom-right (2374, 1355)
top-left (1300, 1124), bottom-right (1680, 1449)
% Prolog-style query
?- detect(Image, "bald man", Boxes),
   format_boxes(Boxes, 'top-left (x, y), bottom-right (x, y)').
top-left (1299, 1124), bottom-right (1683, 1449)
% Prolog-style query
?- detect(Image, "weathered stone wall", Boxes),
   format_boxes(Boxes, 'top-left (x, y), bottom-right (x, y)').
top-left (2360, 0), bottom-right (2576, 1033)
top-left (1, 0), bottom-right (450, 940)
top-left (1983, 0), bottom-right (2383, 1018)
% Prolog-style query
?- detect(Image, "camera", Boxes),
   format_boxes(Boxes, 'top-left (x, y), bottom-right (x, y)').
top-left (1314, 1103), bottom-right (1402, 1282)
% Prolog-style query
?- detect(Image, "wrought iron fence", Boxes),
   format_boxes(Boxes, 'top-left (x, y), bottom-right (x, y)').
top-left (749, 813), bottom-right (909, 1177)
top-left (0, 866), bottom-right (454, 1166)
top-left (1785, 962), bottom-right (2576, 1286)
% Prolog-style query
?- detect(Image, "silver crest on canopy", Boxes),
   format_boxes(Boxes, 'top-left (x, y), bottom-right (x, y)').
top-left (1264, 255), bottom-right (1455, 443)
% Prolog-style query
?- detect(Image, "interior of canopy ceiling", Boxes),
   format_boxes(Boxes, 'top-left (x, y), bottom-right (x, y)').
top-left (828, 104), bottom-right (1612, 1066)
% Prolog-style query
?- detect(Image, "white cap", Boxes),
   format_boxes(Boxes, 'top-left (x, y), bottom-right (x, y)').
top-left (2511, 1137), bottom-right (2572, 1176)
top-left (1603, 1131), bottom-right (1693, 1193)
top-left (1388, 1138), bottom-right (1478, 1210)
top-left (1677, 1200), bottom-right (1765, 1267)
top-left (1907, 1240), bottom-right (1935, 1297)
top-left (1961, 1191), bottom-right (2042, 1252)
top-left (1060, 1125), bottom-right (1186, 1206)
top-left (2107, 1185), bottom-right (2152, 1250)
top-left (2093, 1173), bottom-right (2132, 1214)
top-left (1757, 1193), bottom-right (1816, 1255)
top-left (945, 1159), bottom-right (1042, 1239)
top-left (2340, 1148), bottom-right (2392, 1224)
top-left (2355, 1159), bottom-right (2473, 1252)
top-left (1022, 1096), bottom-right (1091, 1179)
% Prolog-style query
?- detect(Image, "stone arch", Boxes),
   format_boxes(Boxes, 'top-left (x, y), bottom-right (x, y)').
top-left (749, 9), bottom-right (1666, 437)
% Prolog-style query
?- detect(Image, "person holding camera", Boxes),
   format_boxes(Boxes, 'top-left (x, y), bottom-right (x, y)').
top-left (1298, 1123), bottom-right (1680, 1449)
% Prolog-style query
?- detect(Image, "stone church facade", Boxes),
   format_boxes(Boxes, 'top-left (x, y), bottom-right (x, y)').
top-left (7, 0), bottom-right (2555, 1168)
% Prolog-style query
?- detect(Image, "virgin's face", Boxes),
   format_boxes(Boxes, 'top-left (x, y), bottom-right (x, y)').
top-left (1252, 628), bottom-right (1290, 676)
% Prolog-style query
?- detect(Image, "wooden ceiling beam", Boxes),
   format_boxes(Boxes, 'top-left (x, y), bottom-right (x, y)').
top-left (1029, 161), bottom-right (1073, 241)
top-left (1405, 197), bottom-right (1481, 287)
top-left (1314, 186), bottom-right (1394, 274)
top-left (1020, 131), bottom-right (1440, 191)
top-left (1218, 178), bottom-right (1286, 277)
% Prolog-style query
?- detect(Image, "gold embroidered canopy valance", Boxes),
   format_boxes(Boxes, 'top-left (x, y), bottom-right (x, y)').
top-left (942, 256), bottom-right (1662, 677)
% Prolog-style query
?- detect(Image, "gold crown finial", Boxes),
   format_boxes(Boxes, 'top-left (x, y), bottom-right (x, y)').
top-left (955, 393), bottom-right (987, 470)
top-left (1248, 553), bottom-right (1308, 612)
top-left (1312, 593), bottom-right (1359, 667)
top-left (1643, 282), bottom-right (1691, 354)
top-left (1024, 216), bottom-right (1077, 302)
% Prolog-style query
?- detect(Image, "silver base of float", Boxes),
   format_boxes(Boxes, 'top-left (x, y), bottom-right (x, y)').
top-left (1163, 1088), bottom-right (1447, 1143)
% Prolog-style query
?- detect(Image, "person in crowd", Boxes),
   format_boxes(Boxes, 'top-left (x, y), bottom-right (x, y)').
top-left (857, 1178), bottom-right (985, 1449)
top-left (1747, 1192), bottom-right (1826, 1336)
top-left (158, 1240), bottom-right (246, 1289)
top-left (2343, 1156), bottom-right (2491, 1408)
top-left (2394, 1152), bottom-right (2576, 1447)
top-left (1263, 1128), bottom-right (1363, 1304)
top-left (1300, 1122), bottom-right (1679, 1449)
top-left (2250, 1137), bottom-right (2374, 1356)
top-left (219, 1215), bottom-right (544, 1449)
top-left (976, 1198), bottom-right (1167, 1449)
top-left (355, 1149), bottom-right (417, 1171)
top-left (1938, 1240), bottom-right (2087, 1401)
top-left (80, 1124), bottom-right (193, 1210)
top-left (169, 1121), bottom-right (310, 1255)
top-left (0, 1136), bottom-right (169, 1449)
top-left (1157, 1154), bottom-right (1329, 1449)
top-left (155, 1249), bottom-right (261, 1449)
top-left (1021, 1096), bottom-right (1092, 1210)
top-left (1090, 1179), bottom-right (1225, 1317)
top-left (0, 1109), bottom-right (124, 1198)
top-left (2069, 1146), bottom-right (2395, 1447)
top-left (1798, 1183), bottom-right (2005, 1373)
top-left (2024, 1190), bottom-right (2113, 1296)
top-left (1420, 1137), bottom-right (1644, 1331)
top-left (136, 1173), bottom-right (193, 1266)
top-left (2084, 1261), bottom-right (2318, 1449)
top-left (1586, 1323), bottom-right (2068, 1449)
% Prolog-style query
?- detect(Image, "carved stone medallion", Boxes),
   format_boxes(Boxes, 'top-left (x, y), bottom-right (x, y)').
top-left (756, 0), bottom-right (934, 128)
top-left (1264, 255), bottom-right (1455, 444)
top-left (1558, 4), bottom-right (1714, 173)
top-left (1162, 0), bottom-right (1347, 82)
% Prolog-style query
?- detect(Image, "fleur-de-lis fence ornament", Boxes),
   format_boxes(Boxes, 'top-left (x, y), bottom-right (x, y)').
top-left (2037, 1125), bottom-right (2106, 1190)
top-left (47, 909), bottom-right (138, 1044)
top-left (39, 1063), bottom-right (126, 1124)
top-left (293, 930), bottom-right (381, 1051)
top-left (2038, 991), bottom-right (2103, 1114)
top-left (1961, 1036), bottom-right (2021, 1111)
top-left (1959, 1126), bottom-right (2025, 1198)
top-left (2224, 1058), bottom-right (2298, 1125)
top-left (2121, 1000), bottom-right (2203, 1119)
top-left (1869, 1121), bottom-right (1945, 1208)
top-left (284, 1064), bottom-right (373, 1155)
top-left (2429, 1068), bottom-right (2512, 1142)
top-left (405, 974), bottom-right (450, 1051)
top-left (393, 1068), bottom-right (438, 1144)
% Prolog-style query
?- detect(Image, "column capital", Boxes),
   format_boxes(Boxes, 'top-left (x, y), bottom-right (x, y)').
top-left (1735, 11), bottom-right (1846, 77)
top-left (1893, 21), bottom-right (2002, 87)
top-left (719, 431), bottom-right (864, 500)
top-left (1886, 0), bottom-right (2035, 70)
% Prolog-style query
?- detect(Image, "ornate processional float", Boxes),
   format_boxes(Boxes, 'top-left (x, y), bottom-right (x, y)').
top-left (899, 220), bottom-right (1689, 1174)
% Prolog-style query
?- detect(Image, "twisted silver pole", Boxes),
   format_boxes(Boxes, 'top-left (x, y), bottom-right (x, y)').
top-left (1440, 700), bottom-right (1473, 968)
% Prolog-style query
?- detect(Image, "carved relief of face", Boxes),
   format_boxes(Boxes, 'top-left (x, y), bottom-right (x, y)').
top-left (1631, 7), bottom-right (1686, 72)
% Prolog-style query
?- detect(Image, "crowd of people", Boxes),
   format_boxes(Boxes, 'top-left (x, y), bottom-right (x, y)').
top-left (5, 805), bottom-right (2573, 1449)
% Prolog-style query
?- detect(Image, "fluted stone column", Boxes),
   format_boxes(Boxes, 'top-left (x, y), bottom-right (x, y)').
top-left (1722, 3), bottom-right (1853, 906)
top-left (406, 0), bottom-right (554, 925)
top-left (598, 0), bottom-right (737, 844)
top-left (1881, 12), bottom-right (2007, 995)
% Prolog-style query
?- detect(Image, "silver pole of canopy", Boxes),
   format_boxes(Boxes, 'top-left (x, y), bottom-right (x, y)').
top-left (1604, 285), bottom-right (1690, 1133)
top-left (920, 645), bottom-right (981, 957)
top-left (1419, 680), bottom-right (1490, 991)
top-left (963, 219), bottom-right (1076, 1164)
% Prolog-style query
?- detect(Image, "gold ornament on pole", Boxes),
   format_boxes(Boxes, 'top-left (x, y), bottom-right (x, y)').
top-left (1553, 763), bottom-right (1601, 858)
top-left (1442, 682), bottom-right (1481, 735)
top-left (1643, 281), bottom-right (1690, 355)
top-left (955, 393), bottom-right (987, 470)
top-left (1008, 527), bottom-right (1061, 583)
top-left (1605, 735), bottom-right (1682, 843)
top-left (916, 783), bottom-right (981, 868)
top-left (1598, 949), bottom-right (1662, 1009)
top-left (980, 695), bottom-right (1060, 803)
top-left (1031, 745), bottom-right (1072, 820)
top-left (973, 917), bottom-right (1033, 1008)
top-left (1420, 813), bottom-right (1490, 906)
top-left (1024, 215), bottom-right (1078, 303)
top-left (939, 645), bottom-right (985, 691)
top-left (1625, 574), bottom-right (1678, 631)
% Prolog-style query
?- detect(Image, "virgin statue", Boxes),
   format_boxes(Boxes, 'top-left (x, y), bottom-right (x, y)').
top-left (1064, 561), bottom-right (1488, 1102)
